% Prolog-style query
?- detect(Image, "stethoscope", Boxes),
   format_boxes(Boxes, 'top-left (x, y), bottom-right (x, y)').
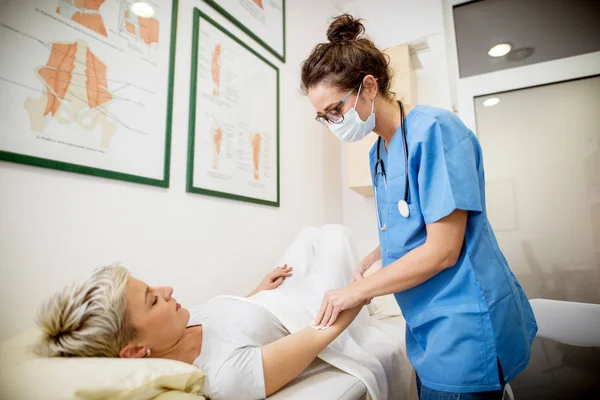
top-left (374, 100), bottom-right (410, 231)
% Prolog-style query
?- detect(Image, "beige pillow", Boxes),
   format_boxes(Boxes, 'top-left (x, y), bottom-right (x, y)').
top-left (368, 293), bottom-right (403, 320)
top-left (0, 330), bottom-right (206, 400)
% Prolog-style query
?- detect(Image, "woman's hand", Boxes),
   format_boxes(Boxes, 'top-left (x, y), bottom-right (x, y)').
top-left (313, 284), bottom-right (365, 328)
top-left (247, 265), bottom-right (293, 297)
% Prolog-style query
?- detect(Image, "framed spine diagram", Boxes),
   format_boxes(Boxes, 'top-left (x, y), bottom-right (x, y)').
top-left (187, 8), bottom-right (280, 207)
top-left (0, 0), bottom-right (178, 187)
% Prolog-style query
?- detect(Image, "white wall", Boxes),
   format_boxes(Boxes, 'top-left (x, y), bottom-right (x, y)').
top-left (337, 0), bottom-right (453, 256)
top-left (0, 0), bottom-right (342, 340)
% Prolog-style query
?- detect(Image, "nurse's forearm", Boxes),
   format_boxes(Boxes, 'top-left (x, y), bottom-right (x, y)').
top-left (355, 210), bottom-right (467, 298)
top-left (363, 245), bottom-right (382, 267)
top-left (355, 243), bottom-right (445, 298)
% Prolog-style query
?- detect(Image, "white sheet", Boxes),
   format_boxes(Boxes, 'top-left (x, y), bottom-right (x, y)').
top-left (245, 225), bottom-right (412, 400)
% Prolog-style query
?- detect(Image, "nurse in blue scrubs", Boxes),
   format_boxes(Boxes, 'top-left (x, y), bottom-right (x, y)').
top-left (303, 14), bottom-right (537, 400)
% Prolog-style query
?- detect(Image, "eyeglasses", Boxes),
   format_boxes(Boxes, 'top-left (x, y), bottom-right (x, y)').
top-left (315, 88), bottom-right (355, 126)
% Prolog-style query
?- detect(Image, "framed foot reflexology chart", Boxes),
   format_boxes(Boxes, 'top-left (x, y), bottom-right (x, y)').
top-left (186, 8), bottom-right (280, 207)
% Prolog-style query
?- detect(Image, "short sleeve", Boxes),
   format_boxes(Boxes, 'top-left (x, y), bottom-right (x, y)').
top-left (211, 346), bottom-right (265, 400)
top-left (417, 119), bottom-right (483, 225)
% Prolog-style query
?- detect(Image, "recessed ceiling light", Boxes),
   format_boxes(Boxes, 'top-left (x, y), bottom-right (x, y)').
top-left (130, 2), bottom-right (154, 18)
top-left (483, 97), bottom-right (500, 107)
top-left (488, 43), bottom-right (511, 57)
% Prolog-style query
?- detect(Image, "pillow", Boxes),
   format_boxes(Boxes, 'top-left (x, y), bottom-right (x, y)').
top-left (0, 329), bottom-right (206, 400)
top-left (363, 260), bottom-right (403, 319)
top-left (368, 294), bottom-right (403, 320)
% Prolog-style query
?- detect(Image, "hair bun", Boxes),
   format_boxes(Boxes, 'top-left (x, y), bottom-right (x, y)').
top-left (326, 14), bottom-right (364, 44)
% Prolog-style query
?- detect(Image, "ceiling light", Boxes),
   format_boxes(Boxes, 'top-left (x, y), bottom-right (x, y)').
top-left (130, 2), bottom-right (154, 18)
top-left (488, 43), bottom-right (511, 57)
top-left (483, 97), bottom-right (500, 107)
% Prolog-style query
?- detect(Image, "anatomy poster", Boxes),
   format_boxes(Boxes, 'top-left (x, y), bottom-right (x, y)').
top-left (0, 0), bottom-right (177, 187)
top-left (204, 0), bottom-right (285, 62)
top-left (187, 9), bottom-right (279, 207)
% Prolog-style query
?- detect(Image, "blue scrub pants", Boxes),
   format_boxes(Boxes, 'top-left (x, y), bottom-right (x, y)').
top-left (416, 359), bottom-right (505, 400)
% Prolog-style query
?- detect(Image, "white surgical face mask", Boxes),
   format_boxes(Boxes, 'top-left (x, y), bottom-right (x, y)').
top-left (329, 83), bottom-right (375, 142)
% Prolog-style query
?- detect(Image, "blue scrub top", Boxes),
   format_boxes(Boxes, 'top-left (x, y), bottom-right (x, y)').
top-left (369, 105), bottom-right (537, 393)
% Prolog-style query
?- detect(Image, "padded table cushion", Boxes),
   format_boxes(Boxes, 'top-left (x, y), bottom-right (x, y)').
top-left (268, 359), bottom-right (367, 400)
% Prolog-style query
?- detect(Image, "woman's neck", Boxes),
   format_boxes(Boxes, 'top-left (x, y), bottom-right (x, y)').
top-left (153, 325), bottom-right (203, 365)
top-left (374, 98), bottom-right (414, 147)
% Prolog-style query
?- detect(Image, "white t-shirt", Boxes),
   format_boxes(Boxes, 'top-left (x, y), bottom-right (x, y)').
top-left (188, 296), bottom-right (289, 400)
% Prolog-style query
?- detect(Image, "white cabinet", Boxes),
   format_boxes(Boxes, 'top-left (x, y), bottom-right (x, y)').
top-left (346, 44), bottom-right (416, 197)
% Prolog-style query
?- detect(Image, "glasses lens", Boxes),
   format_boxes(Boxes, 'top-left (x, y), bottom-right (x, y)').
top-left (315, 115), bottom-right (329, 125)
top-left (325, 111), bottom-right (344, 124)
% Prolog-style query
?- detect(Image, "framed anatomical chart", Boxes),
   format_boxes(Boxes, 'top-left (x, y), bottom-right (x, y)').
top-left (187, 9), bottom-right (280, 207)
top-left (0, 0), bottom-right (178, 187)
top-left (203, 0), bottom-right (285, 62)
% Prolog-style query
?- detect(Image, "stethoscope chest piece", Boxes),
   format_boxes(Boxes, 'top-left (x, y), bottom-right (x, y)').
top-left (398, 200), bottom-right (410, 218)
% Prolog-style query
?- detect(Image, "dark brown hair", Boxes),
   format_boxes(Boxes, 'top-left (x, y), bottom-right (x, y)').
top-left (301, 14), bottom-right (393, 100)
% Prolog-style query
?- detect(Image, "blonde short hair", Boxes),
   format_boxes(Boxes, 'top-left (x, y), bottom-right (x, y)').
top-left (36, 264), bottom-right (137, 357)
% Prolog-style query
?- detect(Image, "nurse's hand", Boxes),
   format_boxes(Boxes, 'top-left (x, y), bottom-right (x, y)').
top-left (351, 261), bottom-right (370, 283)
top-left (313, 285), bottom-right (365, 328)
top-left (352, 260), bottom-right (381, 305)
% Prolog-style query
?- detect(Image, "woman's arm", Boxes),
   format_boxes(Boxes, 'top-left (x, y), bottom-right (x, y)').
top-left (261, 305), bottom-right (362, 397)
top-left (246, 265), bottom-right (293, 297)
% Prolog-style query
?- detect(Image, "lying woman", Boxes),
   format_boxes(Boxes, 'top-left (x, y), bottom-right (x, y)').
top-left (36, 225), bottom-right (408, 400)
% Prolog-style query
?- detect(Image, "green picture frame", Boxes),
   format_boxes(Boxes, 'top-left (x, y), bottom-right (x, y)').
top-left (187, 8), bottom-right (280, 207)
top-left (0, 0), bottom-right (179, 188)
top-left (203, 0), bottom-right (286, 63)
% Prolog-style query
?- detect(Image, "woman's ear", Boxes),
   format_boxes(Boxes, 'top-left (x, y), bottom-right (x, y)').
top-left (363, 75), bottom-right (379, 100)
top-left (119, 343), bottom-right (148, 359)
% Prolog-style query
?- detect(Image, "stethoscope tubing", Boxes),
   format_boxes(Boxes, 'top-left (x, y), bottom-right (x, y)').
top-left (374, 100), bottom-right (409, 203)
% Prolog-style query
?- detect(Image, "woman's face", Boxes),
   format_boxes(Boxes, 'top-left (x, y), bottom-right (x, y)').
top-left (120, 276), bottom-right (190, 358)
